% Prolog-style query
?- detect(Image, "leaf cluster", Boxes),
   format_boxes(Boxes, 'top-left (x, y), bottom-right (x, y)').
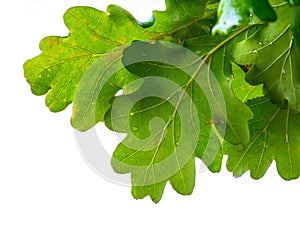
top-left (24, 0), bottom-right (300, 202)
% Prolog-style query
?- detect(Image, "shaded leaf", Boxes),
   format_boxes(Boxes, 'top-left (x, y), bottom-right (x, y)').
top-left (233, 2), bottom-right (300, 111)
top-left (231, 63), bottom-right (264, 102)
top-left (103, 40), bottom-right (252, 202)
top-left (291, 5), bottom-right (300, 51)
top-left (226, 97), bottom-right (300, 180)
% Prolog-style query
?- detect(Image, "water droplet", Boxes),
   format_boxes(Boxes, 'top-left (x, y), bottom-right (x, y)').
top-left (131, 126), bottom-right (138, 132)
top-left (250, 13), bottom-right (253, 17)
top-left (282, 69), bottom-right (286, 75)
top-left (263, 36), bottom-right (269, 43)
top-left (257, 41), bottom-right (263, 45)
top-left (129, 112), bottom-right (134, 116)
top-left (269, 41), bottom-right (273, 45)
top-left (195, 50), bottom-right (202, 55)
top-left (226, 74), bottom-right (234, 82)
top-left (252, 49), bottom-right (258, 54)
top-left (173, 12), bottom-right (180, 22)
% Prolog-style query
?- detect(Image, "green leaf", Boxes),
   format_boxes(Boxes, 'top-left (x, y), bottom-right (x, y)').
top-left (106, 71), bottom-right (201, 202)
top-left (212, 0), bottom-right (276, 35)
top-left (24, 5), bottom-right (155, 117)
top-left (147, 0), bottom-right (217, 35)
top-left (226, 97), bottom-right (300, 180)
top-left (250, 0), bottom-right (277, 22)
top-left (231, 63), bottom-right (264, 102)
top-left (233, 2), bottom-right (300, 111)
top-left (24, 1), bottom-right (219, 131)
top-left (103, 40), bottom-right (252, 202)
top-left (71, 52), bottom-right (140, 131)
top-left (184, 26), bottom-right (258, 144)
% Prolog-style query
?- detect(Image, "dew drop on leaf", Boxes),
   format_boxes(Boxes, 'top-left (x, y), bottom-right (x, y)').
top-left (173, 11), bottom-right (180, 22)
top-left (195, 50), bottom-right (202, 55)
top-left (131, 126), bottom-right (138, 132)
top-left (263, 36), bottom-right (269, 43)
top-left (226, 74), bottom-right (234, 82)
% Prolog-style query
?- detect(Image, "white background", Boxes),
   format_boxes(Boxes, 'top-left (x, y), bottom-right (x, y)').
top-left (1, 0), bottom-right (300, 225)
